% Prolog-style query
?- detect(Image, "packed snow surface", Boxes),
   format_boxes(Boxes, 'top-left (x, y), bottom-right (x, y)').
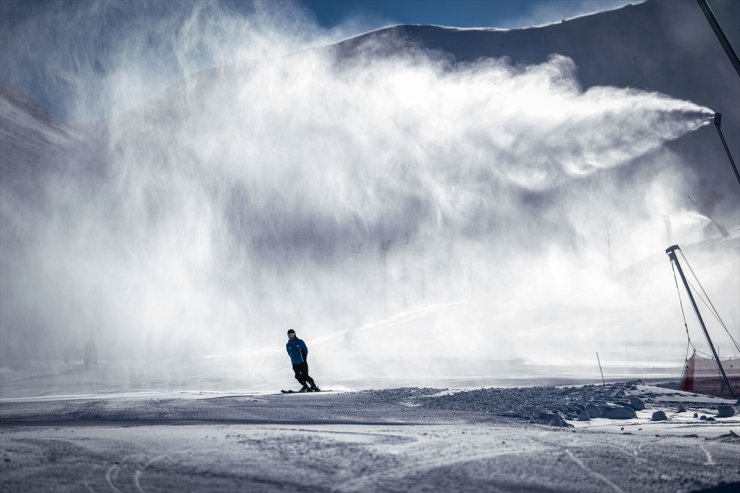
top-left (1, 382), bottom-right (739, 492)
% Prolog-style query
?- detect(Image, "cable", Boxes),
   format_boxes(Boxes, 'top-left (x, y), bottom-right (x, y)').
top-left (680, 251), bottom-right (725, 324)
top-left (686, 279), bottom-right (740, 354)
top-left (679, 250), bottom-right (740, 353)
top-left (686, 276), bottom-right (726, 328)
top-left (693, 348), bottom-right (716, 359)
top-left (671, 261), bottom-right (694, 350)
top-left (682, 255), bottom-right (727, 328)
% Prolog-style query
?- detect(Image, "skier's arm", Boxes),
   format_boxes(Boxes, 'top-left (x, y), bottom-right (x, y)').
top-left (287, 344), bottom-right (294, 361)
top-left (300, 340), bottom-right (308, 361)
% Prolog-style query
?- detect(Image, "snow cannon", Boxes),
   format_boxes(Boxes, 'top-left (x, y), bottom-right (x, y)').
top-left (710, 112), bottom-right (739, 186)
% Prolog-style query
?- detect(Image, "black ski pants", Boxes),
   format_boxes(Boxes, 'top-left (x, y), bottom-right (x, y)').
top-left (292, 362), bottom-right (315, 387)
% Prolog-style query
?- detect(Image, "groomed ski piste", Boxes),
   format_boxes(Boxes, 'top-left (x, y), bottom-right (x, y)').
top-left (1, 382), bottom-right (739, 492)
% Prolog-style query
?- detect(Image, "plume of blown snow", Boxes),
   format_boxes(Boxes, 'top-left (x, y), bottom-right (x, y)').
top-left (0, 1), bottom-right (731, 390)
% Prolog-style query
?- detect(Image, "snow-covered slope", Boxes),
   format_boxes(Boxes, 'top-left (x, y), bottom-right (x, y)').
top-left (1, 384), bottom-right (739, 492)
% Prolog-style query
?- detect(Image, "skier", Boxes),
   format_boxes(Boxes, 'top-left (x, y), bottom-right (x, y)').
top-left (286, 329), bottom-right (320, 392)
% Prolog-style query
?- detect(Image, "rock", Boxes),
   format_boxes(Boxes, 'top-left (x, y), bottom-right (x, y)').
top-left (694, 413), bottom-right (699, 418)
top-left (700, 415), bottom-right (707, 421)
top-left (602, 406), bottom-right (637, 419)
top-left (537, 411), bottom-right (558, 423)
top-left (651, 411), bottom-right (668, 421)
top-left (706, 417), bottom-right (716, 422)
top-left (717, 405), bottom-right (735, 418)
top-left (677, 404), bottom-right (687, 413)
top-left (548, 415), bottom-right (570, 427)
top-left (566, 404), bottom-right (583, 414)
top-left (628, 396), bottom-right (645, 411)
top-left (586, 404), bottom-right (602, 418)
top-left (577, 410), bottom-right (591, 421)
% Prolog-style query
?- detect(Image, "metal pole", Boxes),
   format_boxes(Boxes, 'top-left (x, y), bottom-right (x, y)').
top-left (666, 245), bottom-right (736, 398)
top-left (713, 113), bottom-right (740, 186)
top-left (697, 0), bottom-right (740, 78)
top-left (596, 352), bottom-right (606, 386)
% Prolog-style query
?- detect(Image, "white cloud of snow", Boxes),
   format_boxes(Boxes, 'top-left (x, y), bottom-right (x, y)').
top-left (1, 0), bottom-right (736, 390)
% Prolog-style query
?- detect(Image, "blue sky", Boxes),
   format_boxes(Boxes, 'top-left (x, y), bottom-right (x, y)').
top-left (300, 0), bottom-right (634, 30)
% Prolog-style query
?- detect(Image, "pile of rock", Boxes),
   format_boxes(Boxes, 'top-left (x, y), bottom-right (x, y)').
top-left (568, 395), bottom-right (643, 423)
top-left (422, 381), bottom-right (647, 425)
top-left (420, 381), bottom-right (738, 427)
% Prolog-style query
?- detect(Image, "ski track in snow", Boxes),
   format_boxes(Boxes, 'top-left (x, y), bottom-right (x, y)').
top-left (133, 469), bottom-right (144, 493)
top-left (82, 471), bottom-right (96, 493)
top-left (105, 464), bottom-right (122, 493)
top-left (530, 434), bottom-right (632, 493)
top-left (563, 449), bottom-right (625, 493)
top-left (336, 431), bottom-right (545, 491)
top-left (699, 444), bottom-right (715, 466)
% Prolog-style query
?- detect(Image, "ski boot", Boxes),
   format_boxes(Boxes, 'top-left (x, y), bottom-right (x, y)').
top-left (299, 385), bottom-right (309, 393)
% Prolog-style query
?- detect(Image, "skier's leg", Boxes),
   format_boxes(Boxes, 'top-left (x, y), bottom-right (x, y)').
top-left (304, 363), bottom-right (316, 388)
top-left (293, 364), bottom-right (306, 386)
top-left (296, 363), bottom-right (311, 391)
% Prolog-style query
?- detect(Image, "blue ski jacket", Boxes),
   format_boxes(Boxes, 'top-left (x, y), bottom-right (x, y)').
top-left (286, 338), bottom-right (308, 365)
